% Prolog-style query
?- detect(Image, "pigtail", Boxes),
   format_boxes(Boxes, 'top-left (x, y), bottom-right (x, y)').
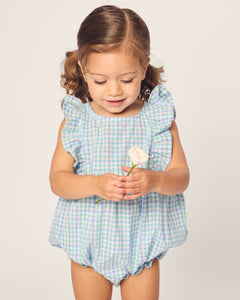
top-left (60, 50), bottom-right (89, 109)
top-left (140, 64), bottom-right (166, 102)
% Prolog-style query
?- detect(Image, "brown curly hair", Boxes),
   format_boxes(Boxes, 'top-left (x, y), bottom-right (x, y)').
top-left (60, 5), bottom-right (166, 108)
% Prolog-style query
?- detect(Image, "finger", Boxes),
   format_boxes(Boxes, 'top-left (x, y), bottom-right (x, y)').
top-left (117, 181), bottom-right (143, 192)
top-left (118, 178), bottom-right (143, 188)
top-left (118, 185), bottom-right (143, 195)
top-left (123, 192), bottom-right (142, 200)
top-left (119, 174), bottom-right (138, 182)
top-left (122, 166), bottom-right (138, 174)
top-left (122, 166), bottom-right (132, 171)
top-left (122, 166), bottom-right (144, 173)
top-left (114, 176), bottom-right (126, 185)
top-left (121, 187), bottom-right (142, 195)
top-left (111, 192), bottom-right (124, 201)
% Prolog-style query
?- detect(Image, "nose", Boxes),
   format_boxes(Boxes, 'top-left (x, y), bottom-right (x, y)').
top-left (107, 81), bottom-right (123, 98)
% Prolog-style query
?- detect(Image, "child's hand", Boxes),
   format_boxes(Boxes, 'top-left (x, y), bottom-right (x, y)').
top-left (119, 166), bottom-right (159, 200)
top-left (93, 173), bottom-right (124, 202)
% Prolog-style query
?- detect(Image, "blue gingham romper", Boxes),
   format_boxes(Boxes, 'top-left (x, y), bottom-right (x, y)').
top-left (48, 84), bottom-right (188, 287)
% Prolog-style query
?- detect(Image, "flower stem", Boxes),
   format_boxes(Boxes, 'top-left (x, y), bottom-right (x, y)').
top-left (127, 163), bottom-right (137, 176)
top-left (95, 197), bottom-right (104, 204)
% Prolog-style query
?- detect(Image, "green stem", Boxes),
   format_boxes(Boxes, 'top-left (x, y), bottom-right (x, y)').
top-left (95, 197), bottom-right (104, 204)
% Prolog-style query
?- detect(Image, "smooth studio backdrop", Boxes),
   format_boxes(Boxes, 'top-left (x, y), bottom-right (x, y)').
top-left (0, 0), bottom-right (239, 299)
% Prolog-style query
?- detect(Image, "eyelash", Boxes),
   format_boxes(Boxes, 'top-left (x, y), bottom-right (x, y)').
top-left (94, 79), bottom-right (134, 85)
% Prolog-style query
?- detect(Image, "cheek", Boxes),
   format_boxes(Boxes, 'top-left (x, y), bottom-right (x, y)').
top-left (88, 84), bottom-right (102, 100)
top-left (129, 82), bottom-right (141, 97)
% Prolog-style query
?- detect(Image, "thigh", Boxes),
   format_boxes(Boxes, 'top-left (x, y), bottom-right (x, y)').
top-left (120, 258), bottom-right (160, 300)
top-left (71, 260), bottom-right (113, 300)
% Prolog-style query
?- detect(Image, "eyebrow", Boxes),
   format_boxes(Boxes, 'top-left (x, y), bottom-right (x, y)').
top-left (87, 71), bottom-right (138, 76)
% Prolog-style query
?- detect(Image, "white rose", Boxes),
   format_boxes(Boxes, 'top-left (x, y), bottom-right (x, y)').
top-left (127, 146), bottom-right (149, 166)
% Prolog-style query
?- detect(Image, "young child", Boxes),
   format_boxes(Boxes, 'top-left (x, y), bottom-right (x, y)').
top-left (48, 5), bottom-right (189, 300)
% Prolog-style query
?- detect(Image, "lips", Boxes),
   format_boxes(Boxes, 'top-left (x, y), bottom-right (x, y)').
top-left (106, 99), bottom-right (124, 102)
top-left (106, 99), bottom-right (125, 106)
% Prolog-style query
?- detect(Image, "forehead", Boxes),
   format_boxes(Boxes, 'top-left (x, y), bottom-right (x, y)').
top-left (85, 50), bottom-right (142, 75)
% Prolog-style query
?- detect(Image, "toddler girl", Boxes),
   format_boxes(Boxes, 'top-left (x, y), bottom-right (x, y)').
top-left (49, 5), bottom-right (189, 300)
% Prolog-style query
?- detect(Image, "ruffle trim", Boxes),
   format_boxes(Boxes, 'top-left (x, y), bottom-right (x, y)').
top-left (149, 85), bottom-right (176, 134)
top-left (149, 85), bottom-right (176, 171)
top-left (118, 251), bottom-right (168, 286)
top-left (49, 244), bottom-right (168, 288)
top-left (61, 94), bottom-right (85, 168)
top-left (49, 227), bottom-right (188, 287)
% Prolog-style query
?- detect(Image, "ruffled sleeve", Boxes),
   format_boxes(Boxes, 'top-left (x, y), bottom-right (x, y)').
top-left (61, 94), bottom-right (84, 168)
top-left (149, 85), bottom-right (176, 132)
top-left (149, 85), bottom-right (176, 171)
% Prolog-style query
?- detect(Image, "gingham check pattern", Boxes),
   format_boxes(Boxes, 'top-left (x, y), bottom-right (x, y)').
top-left (48, 84), bottom-right (188, 287)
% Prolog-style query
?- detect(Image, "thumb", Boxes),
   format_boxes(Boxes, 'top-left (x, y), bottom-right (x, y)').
top-left (122, 165), bottom-right (131, 171)
top-left (122, 166), bottom-right (136, 175)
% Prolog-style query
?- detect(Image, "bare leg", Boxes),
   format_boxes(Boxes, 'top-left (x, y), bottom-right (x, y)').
top-left (120, 258), bottom-right (160, 300)
top-left (71, 260), bottom-right (113, 300)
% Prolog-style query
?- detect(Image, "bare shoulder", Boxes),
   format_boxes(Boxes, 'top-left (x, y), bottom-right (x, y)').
top-left (49, 118), bottom-right (75, 179)
top-left (166, 120), bottom-right (190, 176)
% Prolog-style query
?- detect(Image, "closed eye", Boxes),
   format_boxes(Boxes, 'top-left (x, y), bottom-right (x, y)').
top-left (94, 79), bottom-right (134, 85)
top-left (94, 80), bottom-right (106, 85)
top-left (122, 79), bottom-right (133, 83)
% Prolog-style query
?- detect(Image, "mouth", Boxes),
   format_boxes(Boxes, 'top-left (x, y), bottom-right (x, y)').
top-left (106, 99), bottom-right (125, 106)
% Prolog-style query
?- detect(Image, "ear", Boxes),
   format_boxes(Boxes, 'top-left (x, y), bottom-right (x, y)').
top-left (77, 60), bottom-right (87, 82)
top-left (141, 58), bottom-right (150, 80)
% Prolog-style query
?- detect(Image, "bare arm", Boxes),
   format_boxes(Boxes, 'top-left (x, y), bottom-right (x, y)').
top-left (49, 119), bottom-right (97, 200)
top-left (152, 120), bottom-right (190, 195)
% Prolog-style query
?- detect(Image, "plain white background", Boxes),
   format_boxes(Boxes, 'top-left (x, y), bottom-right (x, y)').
top-left (0, 0), bottom-right (239, 299)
